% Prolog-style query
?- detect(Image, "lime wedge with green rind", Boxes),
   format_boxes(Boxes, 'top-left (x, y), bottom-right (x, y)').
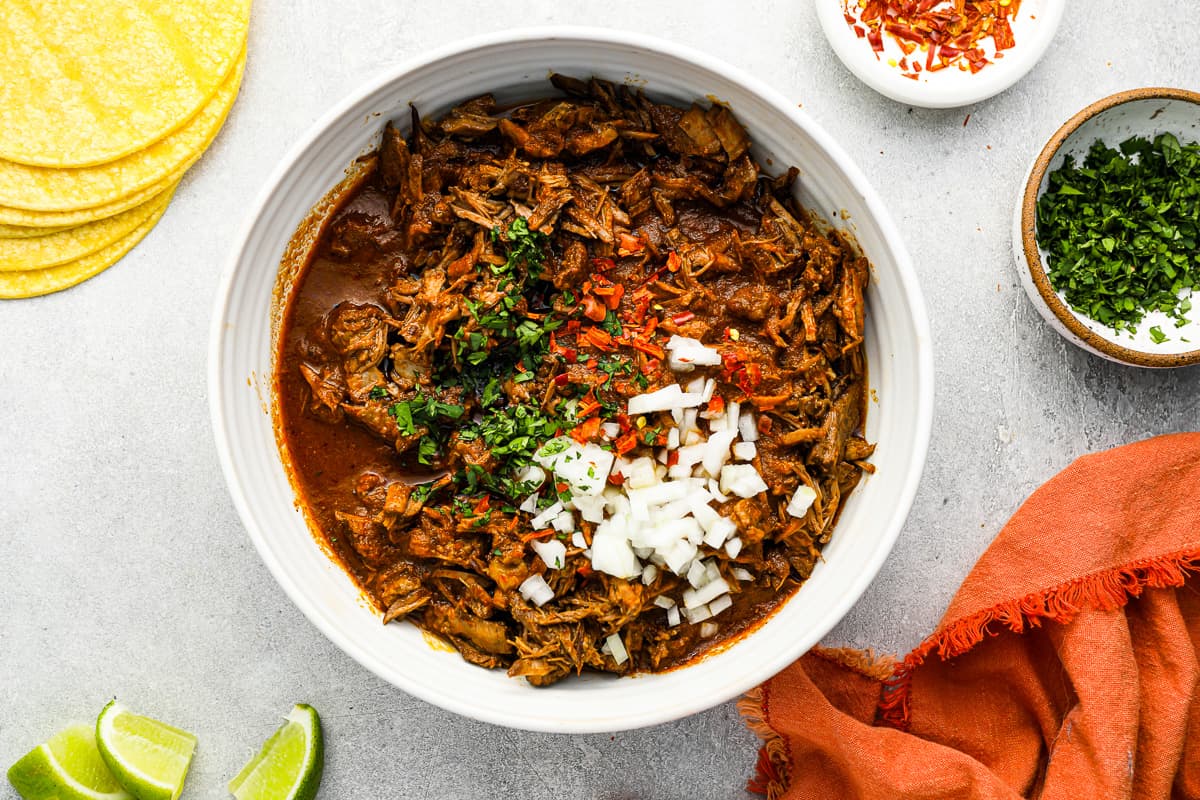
top-left (7, 724), bottom-right (132, 800)
top-left (228, 704), bottom-right (323, 800)
top-left (95, 701), bottom-right (196, 800)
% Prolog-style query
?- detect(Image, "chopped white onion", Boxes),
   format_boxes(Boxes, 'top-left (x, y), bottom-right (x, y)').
top-left (517, 464), bottom-right (547, 488)
top-left (787, 485), bottom-right (818, 518)
top-left (719, 464), bottom-right (769, 498)
top-left (667, 605), bottom-right (682, 627)
top-left (589, 517), bottom-right (642, 578)
top-left (625, 457), bottom-right (658, 489)
top-left (627, 384), bottom-right (705, 414)
top-left (708, 594), bottom-right (733, 617)
top-left (642, 564), bottom-right (659, 585)
top-left (665, 335), bottom-right (723, 370)
top-left (529, 501), bottom-right (564, 529)
top-left (531, 539), bottom-right (567, 570)
top-left (732, 441), bottom-right (757, 461)
top-left (732, 567), bottom-right (755, 582)
top-left (606, 633), bottom-right (629, 665)
top-left (702, 519), bottom-right (732, 549)
top-left (700, 378), bottom-right (716, 402)
top-left (518, 492), bottom-right (540, 513)
top-left (600, 422), bottom-right (621, 439)
top-left (724, 536), bottom-right (743, 559)
top-left (738, 411), bottom-right (759, 442)
top-left (707, 478), bottom-right (730, 503)
top-left (571, 531), bottom-right (587, 548)
top-left (518, 574), bottom-right (554, 607)
top-left (654, 594), bottom-right (677, 609)
top-left (702, 429), bottom-right (738, 478)
top-left (663, 539), bottom-right (698, 575)
top-left (684, 604), bottom-right (713, 624)
top-left (699, 621), bottom-right (719, 638)
top-left (686, 559), bottom-right (709, 589)
top-left (667, 427), bottom-right (680, 449)
top-left (683, 577), bottom-right (731, 609)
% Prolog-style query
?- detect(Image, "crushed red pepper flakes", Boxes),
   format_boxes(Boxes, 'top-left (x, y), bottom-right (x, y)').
top-left (845, 0), bottom-right (1022, 76)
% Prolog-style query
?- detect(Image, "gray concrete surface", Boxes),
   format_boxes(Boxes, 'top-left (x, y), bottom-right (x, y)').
top-left (3, 1), bottom-right (1198, 798)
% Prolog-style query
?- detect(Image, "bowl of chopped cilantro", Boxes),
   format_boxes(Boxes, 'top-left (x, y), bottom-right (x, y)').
top-left (1015, 88), bottom-right (1200, 367)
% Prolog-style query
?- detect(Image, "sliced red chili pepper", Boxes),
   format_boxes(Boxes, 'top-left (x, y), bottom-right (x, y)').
top-left (581, 295), bottom-right (607, 322)
top-left (554, 373), bottom-right (570, 387)
top-left (665, 251), bottom-right (682, 273)
top-left (572, 416), bottom-right (602, 443)
top-left (607, 471), bottom-right (625, 486)
top-left (585, 327), bottom-right (615, 351)
top-left (630, 338), bottom-right (664, 359)
top-left (614, 431), bottom-right (638, 455)
top-left (617, 232), bottom-right (645, 256)
top-left (592, 257), bottom-right (616, 271)
top-left (666, 450), bottom-right (680, 467)
top-left (707, 396), bottom-right (725, 414)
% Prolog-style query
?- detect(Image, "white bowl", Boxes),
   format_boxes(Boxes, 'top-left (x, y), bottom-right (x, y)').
top-left (209, 27), bottom-right (933, 733)
top-left (815, 0), bottom-right (1065, 109)
top-left (1013, 88), bottom-right (1200, 368)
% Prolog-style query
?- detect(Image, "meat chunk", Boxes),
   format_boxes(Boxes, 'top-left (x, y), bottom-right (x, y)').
top-left (422, 603), bottom-right (513, 655)
top-left (327, 303), bottom-right (389, 374)
top-left (407, 513), bottom-right (483, 568)
top-left (811, 383), bottom-right (863, 470)
top-left (726, 284), bottom-right (776, 322)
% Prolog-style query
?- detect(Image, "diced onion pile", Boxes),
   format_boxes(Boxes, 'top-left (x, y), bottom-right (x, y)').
top-left (517, 338), bottom-right (820, 635)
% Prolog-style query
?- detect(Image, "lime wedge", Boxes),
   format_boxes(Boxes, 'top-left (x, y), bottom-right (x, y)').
top-left (7, 724), bottom-right (132, 800)
top-left (228, 704), bottom-right (323, 800)
top-left (95, 701), bottom-right (196, 800)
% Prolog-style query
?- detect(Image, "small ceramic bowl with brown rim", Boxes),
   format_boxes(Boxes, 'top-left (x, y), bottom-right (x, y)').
top-left (1014, 87), bottom-right (1200, 368)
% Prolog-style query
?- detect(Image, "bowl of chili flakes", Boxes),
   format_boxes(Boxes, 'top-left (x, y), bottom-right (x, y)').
top-left (816, 0), bottom-right (1066, 109)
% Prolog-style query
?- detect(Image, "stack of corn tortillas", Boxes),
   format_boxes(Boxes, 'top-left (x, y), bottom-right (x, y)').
top-left (0, 0), bottom-right (251, 298)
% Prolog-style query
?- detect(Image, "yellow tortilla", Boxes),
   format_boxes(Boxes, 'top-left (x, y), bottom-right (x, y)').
top-left (0, 187), bottom-right (171, 271)
top-left (0, 222), bottom-right (72, 239)
top-left (0, 0), bottom-right (250, 167)
top-left (0, 189), bottom-right (172, 299)
top-left (0, 53), bottom-right (245, 211)
top-left (0, 153), bottom-right (190, 228)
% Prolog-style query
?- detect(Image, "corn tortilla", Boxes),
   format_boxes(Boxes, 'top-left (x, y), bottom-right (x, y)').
top-left (0, 191), bottom-right (172, 299)
top-left (0, 187), bottom-right (170, 271)
top-left (0, 153), bottom-right (190, 228)
top-left (0, 0), bottom-right (250, 167)
top-left (0, 53), bottom-right (244, 212)
top-left (0, 222), bottom-right (72, 239)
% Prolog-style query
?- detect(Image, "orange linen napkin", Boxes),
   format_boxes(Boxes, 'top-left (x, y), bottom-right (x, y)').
top-left (743, 432), bottom-right (1200, 800)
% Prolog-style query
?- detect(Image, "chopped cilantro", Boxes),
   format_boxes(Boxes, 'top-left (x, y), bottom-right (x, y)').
top-left (1037, 133), bottom-right (1200, 333)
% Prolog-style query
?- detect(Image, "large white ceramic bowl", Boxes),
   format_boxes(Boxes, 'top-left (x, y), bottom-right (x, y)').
top-left (209, 28), bottom-right (933, 733)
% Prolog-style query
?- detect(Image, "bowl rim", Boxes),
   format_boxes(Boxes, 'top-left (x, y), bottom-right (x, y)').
top-left (208, 25), bottom-right (935, 732)
top-left (1019, 86), bottom-right (1200, 368)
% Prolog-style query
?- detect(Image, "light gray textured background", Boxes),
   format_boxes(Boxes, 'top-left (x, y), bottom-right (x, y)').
top-left (3, 2), bottom-right (1199, 798)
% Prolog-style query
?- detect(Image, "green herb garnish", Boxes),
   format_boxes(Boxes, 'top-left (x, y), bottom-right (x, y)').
top-left (1036, 133), bottom-right (1200, 335)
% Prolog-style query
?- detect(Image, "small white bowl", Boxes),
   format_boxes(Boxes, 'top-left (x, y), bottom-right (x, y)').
top-left (815, 0), bottom-right (1065, 109)
top-left (209, 27), bottom-right (933, 733)
top-left (1014, 88), bottom-right (1200, 368)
